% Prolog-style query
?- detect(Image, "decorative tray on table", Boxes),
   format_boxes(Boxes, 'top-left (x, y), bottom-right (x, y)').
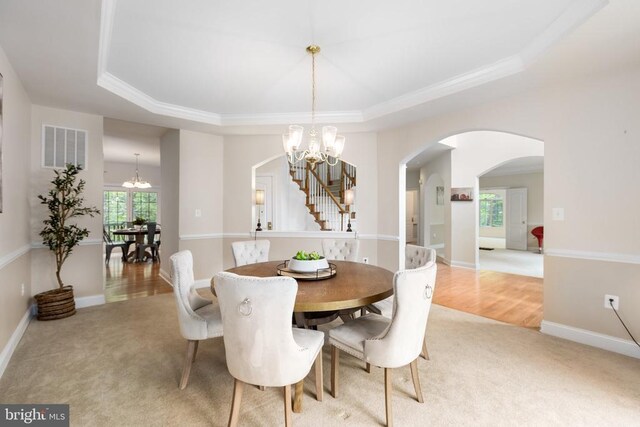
top-left (276, 261), bottom-right (337, 281)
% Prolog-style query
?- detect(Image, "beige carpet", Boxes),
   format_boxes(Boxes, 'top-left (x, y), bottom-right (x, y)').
top-left (1, 292), bottom-right (639, 426)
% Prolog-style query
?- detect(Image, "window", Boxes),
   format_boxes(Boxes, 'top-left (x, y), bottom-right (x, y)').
top-left (132, 191), bottom-right (158, 222)
top-left (102, 189), bottom-right (159, 238)
top-left (479, 192), bottom-right (503, 227)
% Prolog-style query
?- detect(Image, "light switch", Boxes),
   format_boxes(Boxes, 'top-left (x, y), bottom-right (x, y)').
top-left (552, 208), bottom-right (564, 221)
top-left (195, 209), bottom-right (202, 217)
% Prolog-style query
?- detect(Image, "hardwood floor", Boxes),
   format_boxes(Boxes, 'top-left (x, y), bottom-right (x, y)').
top-left (102, 257), bottom-right (542, 328)
top-left (104, 257), bottom-right (171, 303)
top-left (434, 262), bottom-right (543, 329)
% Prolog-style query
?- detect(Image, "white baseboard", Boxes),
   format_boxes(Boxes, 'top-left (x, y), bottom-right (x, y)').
top-left (541, 320), bottom-right (640, 359)
top-left (75, 294), bottom-right (106, 308)
top-left (449, 260), bottom-right (477, 270)
top-left (159, 268), bottom-right (172, 286)
top-left (0, 305), bottom-right (34, 379)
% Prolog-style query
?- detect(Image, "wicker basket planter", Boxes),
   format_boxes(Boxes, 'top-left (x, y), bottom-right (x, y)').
top-left (34, 286), bottom-right (76, 321)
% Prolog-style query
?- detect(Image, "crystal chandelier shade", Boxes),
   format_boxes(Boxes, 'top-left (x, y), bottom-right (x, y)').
top-left (122, 153), bottom-right (151, 189)
top-left (283, 45), bottom-right (345, 168)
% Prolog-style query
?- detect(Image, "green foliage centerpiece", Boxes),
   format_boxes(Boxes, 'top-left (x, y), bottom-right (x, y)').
top-left (289, 250), bottom-right (329, 273)
top-left (35, 164), bottom-right (100, 320)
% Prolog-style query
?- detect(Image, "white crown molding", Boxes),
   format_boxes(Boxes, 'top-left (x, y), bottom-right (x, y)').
top-left (96, 0), bottom-right (607, 127)
top-left (545, 248), bottom-right (640, 265)
top-left (0, 305), bottom-right (34, 380)
top-left (0, 244), bottom-right (31, 270)
top-left (541, 320), bottom-right (640, 359)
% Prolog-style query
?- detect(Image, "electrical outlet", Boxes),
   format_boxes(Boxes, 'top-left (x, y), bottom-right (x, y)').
top-left (552, 207), bottom-right (564, 221)
top-left (604, 294), bottom-right (619, 310)
top-left (362, 257), bottom-right (369, 264)
top-left (20, 283), bottom-right (25, 297)
top-left (195, 209), bottom-right (202, 217)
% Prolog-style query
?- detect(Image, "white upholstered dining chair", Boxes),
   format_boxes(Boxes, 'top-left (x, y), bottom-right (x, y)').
top-left (169, 250), bottom-right (223, 389)
top-left (214, 272), bottom-right (325, 427)
top-left (231, 239), bottom-right (270, 266)
top-left (329, 261), bottom-right (437, 427)
top-left (369, 245), bottom-right (436, 359)
top-left (321, 238), bottom-right (359, 261)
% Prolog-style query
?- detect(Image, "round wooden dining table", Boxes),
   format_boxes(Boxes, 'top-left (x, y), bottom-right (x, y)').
top-left (210, 260), bottom-right (394, 413)
top-left (210, 260), bottom-right (394, 313)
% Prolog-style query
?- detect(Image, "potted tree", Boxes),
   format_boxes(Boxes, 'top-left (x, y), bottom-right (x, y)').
top-left (35, 164), bottom-right (100, 320)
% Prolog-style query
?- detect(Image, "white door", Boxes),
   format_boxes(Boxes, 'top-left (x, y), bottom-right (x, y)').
top-left (255, 176), bottom-right (273, 230)
top-left (406, 190), bottom-right (419, 244)
top-left (506, 188), bottom-right (527, 250)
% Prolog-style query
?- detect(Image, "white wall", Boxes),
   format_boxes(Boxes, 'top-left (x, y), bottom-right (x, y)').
top-left (103, 161), bottom-right (161, 188)
top-left (480, 172), bottom-right (544, 249)
top-left (256, 156), bottom-right (319, 231)
top-left (159, 130), bottom-right (179, 272)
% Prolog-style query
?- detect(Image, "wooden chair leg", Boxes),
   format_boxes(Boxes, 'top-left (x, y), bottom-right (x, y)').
top-left (179, 340), bottom-right (197, 390)
top-left (315, 350), bottom-right (323, 401)
top-left (105, 246), bottom-right (112, 264)
top-left (228, 379), bottom-right (243, 427)
top-left (366, 362), bottom-right (371, 373)
top-left (192, 340), bottom-right (199, 362)
top-left (293, 380), bottom-right (304, 413)
top-left (384, 368), bottom-right (393, 427)
top-left (421, 338), bottom-right (430, 360)
top-left (331, 346), bottom-right (339, 398)
top-left (284, 384), bottom-right (292, 427)
top-left (409, 358), bottom-right (424, 403)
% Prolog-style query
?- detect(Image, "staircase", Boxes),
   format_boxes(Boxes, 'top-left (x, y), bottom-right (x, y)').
top-left (289, 161), bottom-right (356, 231)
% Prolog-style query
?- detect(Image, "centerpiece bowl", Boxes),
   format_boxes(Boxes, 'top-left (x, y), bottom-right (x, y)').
top-left (288, 257), bottom-right (329, 273)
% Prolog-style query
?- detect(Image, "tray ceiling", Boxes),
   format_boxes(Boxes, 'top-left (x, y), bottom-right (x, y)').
top-left (98, 0), bottom-right (606, 126)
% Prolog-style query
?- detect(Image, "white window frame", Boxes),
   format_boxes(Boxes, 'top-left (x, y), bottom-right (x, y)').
top-left (103, 186), bottom-right (161, 224)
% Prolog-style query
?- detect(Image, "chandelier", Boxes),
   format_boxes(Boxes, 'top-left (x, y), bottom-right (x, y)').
top-left (122, 153), bottom-right (151, 189)
top-left (282, 45), bottom-right (345, 168)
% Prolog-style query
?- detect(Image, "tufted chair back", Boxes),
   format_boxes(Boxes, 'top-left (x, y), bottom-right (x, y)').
top-left (231, 240), bottom-right (270, 267)
top-left (405, 245), bottom-right (436, 269)
top-left (214, 272), bottom-right (319, 386)
top-left (364, 261), bottom-right (437, 369)
top-left (169, 250), bottom-right (214, 341)
top-left (322, 239), bottom-right (359, 262)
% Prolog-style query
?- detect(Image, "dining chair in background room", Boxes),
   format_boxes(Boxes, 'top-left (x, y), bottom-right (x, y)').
top-left (321, 239), bottom-right (359, 262)
top-left (368, 245), bottom-right (436, 360)
top-left (214, 272), bottom-right (324, 427)
top-left (103, 227), bottom-right (133, 264)
top-left (169, 250), bottom-right (223, 389)
top-left (329, 261), bottom-right (437, 427)
top-left (137, 222), bottom-right (160, 262)
top-left (231, 239), bottom-right (270, 267)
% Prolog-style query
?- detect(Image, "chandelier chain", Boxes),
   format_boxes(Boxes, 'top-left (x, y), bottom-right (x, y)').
top-left (311, 49), bottom-right (316, 127)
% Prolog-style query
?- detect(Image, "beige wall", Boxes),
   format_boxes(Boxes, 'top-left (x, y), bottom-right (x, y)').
top-left (0, 43), bottom-right (32, 357)
top-left (178, 130), bottom-right (224, 278)
top-left (29, 106), bottom-right (104, 297)
top-left (377, 65), bottom-right (640, 339)
top-left (159, 130), bottom-right (179, 273)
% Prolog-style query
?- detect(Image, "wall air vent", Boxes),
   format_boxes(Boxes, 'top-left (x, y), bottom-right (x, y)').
top-left (42, 125), bottom-right (87, 169)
